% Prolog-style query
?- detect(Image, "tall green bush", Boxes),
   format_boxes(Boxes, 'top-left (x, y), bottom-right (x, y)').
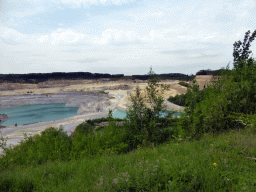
top-left (0, 127), bottom-right (72, 168)
top-left (123, 67), bottom-right (178, 150)
top-left (70, 119), bottom-right (129, 160)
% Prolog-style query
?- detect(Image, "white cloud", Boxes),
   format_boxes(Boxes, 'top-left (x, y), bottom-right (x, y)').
top-left (92, 29), bottom-right (139, 45)
top-left (59, 0), bottom-right (135, 6)
top-left (1, 0), bottom-right (256, 75)
top-left (0, 26), bottom-right (28, 44)
top-left (1, 24), bottom-right (253, 52)
top-left (50, 28), bottom-right (86, 45)
top-left (0, 26), bottom-right (88, 47)
top-left (37, 35), bottom-right (49, 43)
top-left (241, 0), bottom-right (256, 7)
top-left (140, 30), bottom-right (164, 42)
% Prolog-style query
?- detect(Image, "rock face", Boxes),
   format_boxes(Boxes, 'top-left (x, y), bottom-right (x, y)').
top-left (76, 99), bottom-right (111, 115)
top-left (0, 114), bottom-right (9, 123)
top-left (0, 91), bottom-right (107, 108)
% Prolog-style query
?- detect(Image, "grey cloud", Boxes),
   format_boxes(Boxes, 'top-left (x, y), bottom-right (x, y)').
top-left (0, 1), bottom-right (7, 17)
top-left (161, 49), bottom-right (187, 55)
top-left (78, 59), bottom-right (108, 63)
top-left (0, 1), bottom-right (4, 12)
top-left (156, 62), bottom-right (228, 75)
top-left (68, 59), bottom-right (108, 63)
top-left (110, 39), bottom-right (143, 46)
top-left (14, 51), bottom-right (29, 54)
top-left (214, 12), bottom-right (235, 23)
top-left (62, 49), bottom-right (81, 53)
top-left (161, 49), bottom-right (222, 59)
top-left (1, 37), bottom-right (22, 45)
top-left (32, 54), bottom-right (46, 57)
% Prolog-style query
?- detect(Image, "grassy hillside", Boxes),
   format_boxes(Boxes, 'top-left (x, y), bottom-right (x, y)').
top-left (1, 120), bottom-right (256, 191)
top-left (1, 30), bottom-right (256, 191)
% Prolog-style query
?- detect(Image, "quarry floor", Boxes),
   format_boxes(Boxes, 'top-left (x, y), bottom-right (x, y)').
top-left (0, 79), bottom-right (187, 156)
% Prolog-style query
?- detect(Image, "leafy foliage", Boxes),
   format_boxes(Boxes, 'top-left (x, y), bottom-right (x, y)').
top-left (86, 117), bottom-right (123, 126)
top-left (168, 80), bottom-right (217, 107)
top-left (168, 93), bottom-right (188, 106)
top-left (0, 127), bottom-right (72, 168)
top-left (71, 120), bottom-right (128, 159)
top-left (123, 67), bottom-right (179, 150)
top-left (179, 29), bottom-right (256, 140)
top-left (178, 81), bottom-right (190, 88)
top-left (233, 29), bottom-right (256, 68)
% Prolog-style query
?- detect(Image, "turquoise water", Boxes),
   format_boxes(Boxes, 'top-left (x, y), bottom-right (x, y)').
top-left (0, 103), bottom-right (78, 126)
top-left (112, 109), bottom-right (182, 119)
top-left (112, 109), bottom-right (128, 119)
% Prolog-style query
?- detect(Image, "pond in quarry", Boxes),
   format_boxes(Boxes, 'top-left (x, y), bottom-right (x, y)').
top-left (112, 109), bottom-right (182, 119)
top-left (0, 105), bottom-right (182, 127)
top-left (0, 103), bottom-right (78, 126)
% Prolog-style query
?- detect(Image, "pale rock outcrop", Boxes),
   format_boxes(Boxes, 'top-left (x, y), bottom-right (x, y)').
top-left (76, 99), bottom-right (111, 115)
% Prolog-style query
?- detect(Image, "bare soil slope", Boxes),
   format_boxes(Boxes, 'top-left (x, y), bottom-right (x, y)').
top-left (189, 75), bottom-right (214, 90)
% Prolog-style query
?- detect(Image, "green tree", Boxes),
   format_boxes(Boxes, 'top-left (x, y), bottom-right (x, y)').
top-left (180, 29), bottom-right (256, 140)
top-left (233, 29), bottom-right (256, 68)
top-left (123, 67), bottom-right (175, 150)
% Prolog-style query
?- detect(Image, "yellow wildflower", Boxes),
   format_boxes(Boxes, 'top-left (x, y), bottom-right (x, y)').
top-left (213, 163), bottom-right (217, 166)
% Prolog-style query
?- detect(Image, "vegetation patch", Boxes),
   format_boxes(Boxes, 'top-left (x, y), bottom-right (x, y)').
top-left (168, 93), bottom-right (188, 106)
top-left (178, 81), bottom-right (190, 88)
top-left (99, 90), bottom-right (108, 95)
top-left (1, 125), bottom-right (256, 191)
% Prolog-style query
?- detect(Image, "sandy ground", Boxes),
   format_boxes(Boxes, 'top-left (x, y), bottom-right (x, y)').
top-left (0, 79), bottom-right (191, 156)
top-left (188, 75), bottom-right (214, 90)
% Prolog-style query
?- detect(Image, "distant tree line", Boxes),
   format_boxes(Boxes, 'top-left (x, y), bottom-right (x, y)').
top-left (196, 69), bottom-right (224, 76)
top-left (0, 69), bottom-right (224, 84)
top-left (0, 72), bottom-right (124, 84)
top-left (130, 73), bottom-right (195, 81)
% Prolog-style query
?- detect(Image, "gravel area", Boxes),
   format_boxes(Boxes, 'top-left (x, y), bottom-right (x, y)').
top-left (0, 91), bottom-right (108, 110)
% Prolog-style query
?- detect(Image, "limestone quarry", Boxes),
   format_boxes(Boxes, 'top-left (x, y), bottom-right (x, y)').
top-left (0, 76), bottom-right (212, 156)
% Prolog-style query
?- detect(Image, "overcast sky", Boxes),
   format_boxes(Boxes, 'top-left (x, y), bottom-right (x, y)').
top-left (0, 0), bottom-right (256, 76)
